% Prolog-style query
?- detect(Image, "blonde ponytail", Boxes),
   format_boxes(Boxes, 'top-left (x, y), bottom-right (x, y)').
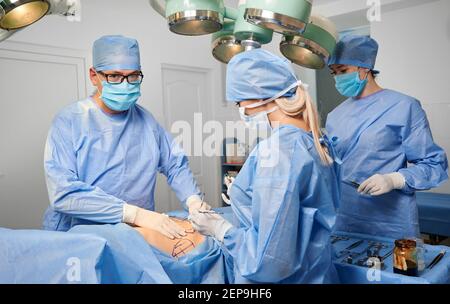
top-left (275, 85), bottom-right (333, 166)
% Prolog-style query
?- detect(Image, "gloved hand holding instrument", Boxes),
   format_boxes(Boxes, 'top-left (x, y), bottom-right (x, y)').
top-left (358, 173), bottom-right (406, 196)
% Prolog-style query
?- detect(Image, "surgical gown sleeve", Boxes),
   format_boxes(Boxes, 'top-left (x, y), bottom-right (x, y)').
top-left (223, 148), bottom-right (314, 283)
top-left (45, 116), bottom-right (125, 223)
top-left (398, 100), bottom-right (448, 193)
top-left (156, 124), bottom-right (200, 208)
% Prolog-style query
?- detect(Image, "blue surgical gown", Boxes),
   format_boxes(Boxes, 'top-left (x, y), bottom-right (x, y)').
top-left (326, 89), bottom-right (448, 239)
top-left (42, 98), bottom-right (200, 231)
top-left (223, 125), bottom-right (341, 284)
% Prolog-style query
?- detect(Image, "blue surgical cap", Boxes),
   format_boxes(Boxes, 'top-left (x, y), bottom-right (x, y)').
top-left (93, 35), bottom-right (141, 71)
top-left (226, 49), bottom-right (298, 103)
top-left (328, 35), bottom-right (379, 74)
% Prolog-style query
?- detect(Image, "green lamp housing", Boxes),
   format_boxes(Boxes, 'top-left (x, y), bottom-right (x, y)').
top-left (211, 21), bottom-right (245, 64)
top-left (244, 0), bottom-right (312, 36)
top-left (233, 1), bottom-right (273, 47)
top-left (280, 15), bottom-right (337, 69)
top-left (0, 0), bottom-right (50, 30)
top-left (165, 0), bottom-right (225, 36)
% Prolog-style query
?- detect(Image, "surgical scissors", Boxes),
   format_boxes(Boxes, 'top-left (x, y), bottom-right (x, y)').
top-left (331, 235), bottom-right (350, 244)
top-left (196, 193), bottom-right (224, 215)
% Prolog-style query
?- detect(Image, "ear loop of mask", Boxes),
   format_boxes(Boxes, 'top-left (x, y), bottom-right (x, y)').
top-left (359, 68), bottom-right (371, 81)
top-left (239, 104), bottom-right (279, 118)
top-left (242, 79), bottom-right (305, 110)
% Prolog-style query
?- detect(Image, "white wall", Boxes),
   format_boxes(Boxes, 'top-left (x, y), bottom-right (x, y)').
top-left (371, 0), bottom-right (450, 193)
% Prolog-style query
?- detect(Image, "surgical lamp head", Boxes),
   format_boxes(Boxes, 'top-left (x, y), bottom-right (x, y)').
top-left (0, 0), bottom-right (50, 30)
top-left (280, 14), bottom-right (338, 69)
top-left (165, 0), bottom-right (225, 36)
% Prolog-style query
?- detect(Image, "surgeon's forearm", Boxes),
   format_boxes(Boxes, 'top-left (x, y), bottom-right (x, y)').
top-left (48, 180), bottom-right (125, 223)
top-left (53, 195), bottom-right (125, 223)
top-left (399, 161), bottom-right (449, 192)
top-left (166, 165), bottom-right (201, 209)
top-left (167, 174), bottom-right (200, 210)
top-left (399, 118), bottom-right (449, 192)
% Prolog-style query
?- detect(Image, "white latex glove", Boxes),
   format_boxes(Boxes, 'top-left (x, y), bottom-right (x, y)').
top-left (224, 176), bottom-right (235, 193)
top-left (189, 210), bottom-right (233, 242)
top-left (186, 195), bottom-right (212, 215)
top-left (222, 176), bottom-right (235, 205)
top-left (221, 193), bottom-right (231, 205)
top-left (358, 173), bottom-right (406, 196)
top-left (123, 204), bottom-right (186, 239)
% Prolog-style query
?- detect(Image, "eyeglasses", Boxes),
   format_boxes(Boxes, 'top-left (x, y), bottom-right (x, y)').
top-left (97, 71), bottom-right (144, 84)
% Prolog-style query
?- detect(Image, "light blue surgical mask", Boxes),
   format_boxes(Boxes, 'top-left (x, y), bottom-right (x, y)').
top-left (100, 81), bottom-right (141, 112)
top-left (334, 70), bottom-right (369, 97)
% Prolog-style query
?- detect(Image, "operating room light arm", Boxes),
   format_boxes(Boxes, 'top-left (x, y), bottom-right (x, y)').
top-left (224, 7), bottom-right (238, 20)
top-left (149, 0), bottom-right (165, 17)
top-left (47, 0), bottom-right (79, 16)
top-left (397, 104), bottom-right (449, 193)
top-left (44, 117), bottom-right (126, 224)
top-left (0, 29), bottom-right (18, 43)
top-left (0, 0), bottom-right (80, 43)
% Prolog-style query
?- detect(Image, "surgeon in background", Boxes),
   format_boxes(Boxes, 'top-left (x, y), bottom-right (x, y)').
top-left (190, 49), bottom-right (341, 283)
top-left (43, 35), bottom-right (211, 236)
top-left (326, 35), bottom-right (448, 239)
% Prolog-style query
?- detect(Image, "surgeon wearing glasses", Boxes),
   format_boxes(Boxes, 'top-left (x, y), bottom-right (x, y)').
top-left (42, 35), bottom-right (211, 237)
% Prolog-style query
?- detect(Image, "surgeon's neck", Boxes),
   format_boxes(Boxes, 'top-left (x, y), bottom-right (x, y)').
top-left (93, 92), bottom-right (125, 115)
top-left (358, 77), bottom-right (383, 99)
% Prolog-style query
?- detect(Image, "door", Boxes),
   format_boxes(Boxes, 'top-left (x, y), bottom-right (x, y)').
top-left (155, 64), bottom-right (219, 213)
top-left (0, 41), bottom-right (88, 229)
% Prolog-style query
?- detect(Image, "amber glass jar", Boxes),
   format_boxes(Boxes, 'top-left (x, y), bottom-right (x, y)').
top-left (393, 239), bottom-right (418, 277)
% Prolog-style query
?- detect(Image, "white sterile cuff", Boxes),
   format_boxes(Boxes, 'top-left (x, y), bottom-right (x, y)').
top-left (122, 203), bottom-right (139, 224)
top-left (387, 172), bottom-right (406, 190)
top-left (216, 221), bottom-right (233, 243)
top-left (186, 195), bottom-right (202, 208)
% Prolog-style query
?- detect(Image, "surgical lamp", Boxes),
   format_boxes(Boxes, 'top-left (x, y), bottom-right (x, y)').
top-left (0, 0), bottom-right (80, 43)
top-left (233, 0), bottom-right (272, 51)
top-left (211, 21), bottom-right (244, 64)
top-left (149, 0), bottom-right (338, 70)
top-left (0, 0), bottom-right (50, 30)
top-left (149, 0), bottom-right (226, 36)
top-left (244, 0), bottom-right (312, 36)
top-left (280, 14), bottom-right (338, 69)
top-left (150, 0), bottom-right (273, 63)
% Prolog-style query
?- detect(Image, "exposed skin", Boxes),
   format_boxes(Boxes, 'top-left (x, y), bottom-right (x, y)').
top-left (133, 218), bottom-right (205, 258)
top-left (329, 64), bottom-right (383, 98)
top-left (89, 67), bottom-right (141, 115)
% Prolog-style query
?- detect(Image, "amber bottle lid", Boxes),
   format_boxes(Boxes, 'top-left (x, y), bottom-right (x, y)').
top-left (395, 239), bottom-right (417, 249)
